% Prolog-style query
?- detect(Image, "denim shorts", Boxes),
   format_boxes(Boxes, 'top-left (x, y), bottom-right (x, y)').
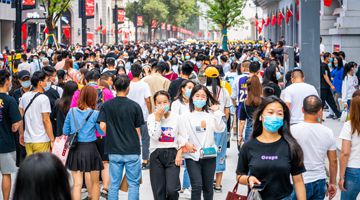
top-left (214, 130), bottom-right (228, 172)
top-left (341, 167), bottom-right (360, 200)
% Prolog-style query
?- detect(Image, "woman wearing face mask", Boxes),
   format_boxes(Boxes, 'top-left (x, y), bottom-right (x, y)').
top-left (262, 63), bottom-right (281, 97)
top-left (178, 84), bottom-right (226, 200)
top-left (236, 96), bottom-right (306, 200)
top-left (171, 80), bottom-right (195, 198)
top-left (330, 56), bottom-right (344, 109)
top-left (342, 62), bottom-right (359, 110)
top-left (147, 90), bottom-right (185, 200)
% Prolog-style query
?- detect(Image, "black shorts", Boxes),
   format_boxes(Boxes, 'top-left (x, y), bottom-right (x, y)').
top-left (95, 137), bottom-right (109, 161)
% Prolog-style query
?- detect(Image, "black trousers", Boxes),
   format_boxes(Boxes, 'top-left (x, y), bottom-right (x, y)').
top-left (320, 88), bottom-right (341, 117)
top-left (150, 148), bottom-right (180, 200)
top-left (186, 158), bottom-right (216, 200)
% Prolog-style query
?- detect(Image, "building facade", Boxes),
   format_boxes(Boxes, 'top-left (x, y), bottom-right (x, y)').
top-left (255, 0), bottom-right (360, 63)
top-left (0, 1), bottom-right (15, 50)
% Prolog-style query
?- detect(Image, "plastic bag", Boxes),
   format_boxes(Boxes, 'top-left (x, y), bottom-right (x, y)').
top-left (340, 110), bottom-right (348, 122)
top-left (52, 135), bottom-right (69, 165)
top-left (248, 190), bottom-right (263, 200)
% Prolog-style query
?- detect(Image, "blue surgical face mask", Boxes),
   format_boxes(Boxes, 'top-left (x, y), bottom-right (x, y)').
top-left (44, 81), bottom-right (51, 91)
top-left (329, 57), bottom-right (334, 63)
top-left (328, 63), bottom-right (332, 68)
top-left (164, 105), bottom-right (170, 113)
top-left (185, 55), bottom-right (191, 60)
top-left (253, 57), bottom-right (259, 62)
top-left (185, 88), bottom-right (192, 98)
top-left (21, 80), bottom-right (31, 88)
top-left (168, 55), bottom-right (172, 59)
top-left (263, 115), bottom-right (284, 133)
top-left (193, 99), bottom-right (207, 109)
top-left (276, 72), bottom-right (281, 80)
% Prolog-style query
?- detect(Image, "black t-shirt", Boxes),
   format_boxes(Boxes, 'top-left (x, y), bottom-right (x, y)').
top-left (53, 99), bottom-right (67, 137)
top-left (12, 88), bottom-right (32, 105)
top-left (0, 93), bottom-right (22, 153)
top-left (262, 82), bottom-right (281, 98)
top-left (236, 137), bottom-right (305, 200)
top-left (168, 77), bottom-right (185, 101)
top-left (97, 97), bottom-right (144, 155)
top-left (239, 104), bottom-right (257, 121)
top-left (45, 87), bottom-right (60, 133)
top-left (321, 62), bottom-right (331, 89)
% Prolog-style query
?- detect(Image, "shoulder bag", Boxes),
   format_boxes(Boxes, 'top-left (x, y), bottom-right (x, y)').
top-left (66, 109), bottom-right (94, 149)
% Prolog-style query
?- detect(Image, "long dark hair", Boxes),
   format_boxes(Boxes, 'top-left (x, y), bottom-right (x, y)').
top-left (189, 84), bottom-right (219, 112)
top-left (252, 96), bottom-right (304, 167)
top-left (206, 76), bottom-right (221, 100)
top-left (333, 56), bottom-right (343, 70)
top-left (245, 76), bottom-right (262, 106)
top-left (13, 153), bottom-right (71, 200)
top-left (263, 62), bottom-right (278, 85)
top-left (175, 80), bottom-right (196, 104)
top-left (57, 81), bottom-right (78, 114)
top-left (343, 62), bottom-right (356, 80)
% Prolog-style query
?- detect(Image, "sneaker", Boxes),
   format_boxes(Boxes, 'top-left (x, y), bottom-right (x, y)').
top-left (100, 188), bottom-right (108, 199)
top-left (81, 188), bottom-right (88, 193)
top-left (213, 185), bottom-right (222, 193)
top-left (180, 188), bottom-right (191, 199)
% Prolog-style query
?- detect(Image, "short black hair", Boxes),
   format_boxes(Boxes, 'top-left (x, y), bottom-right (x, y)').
top-left (21, 54), bottom-right (27, 61)
top-left (85, 70), bottom-right (101, 82)
top-left (291, 69), bottom-right (304, 79)
top-left (303, 95), bottom-right (322, 115)
top-left (114, 75), bottom-right (130, 92)
top-left (153, 90), bottom-right (170, 103)
top-left (323, 52), bottom-right (331, 60)
top-left (31, 71), bottom-right (47, 87)
top-left (74, 52), bottom-right (84, 61)
top-left (0, 70), bottom-right (10, 87)
top-left (154, 62), bottom-right (167, 73)
top-left (181, 61), bottom-right (194, 76)
top-left (42, 66), bottom-right (56, 77)
top-left (220, 55), bottom-right (228, 62)
top-left (106, 57), bottom-right (116, 66)
top-left (131, 63), bottom-right (142, 78)
top-left (249, 61), bottom-right (260, 73)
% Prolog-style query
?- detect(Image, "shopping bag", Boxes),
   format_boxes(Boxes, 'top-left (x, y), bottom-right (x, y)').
top-left (340, 110), bottom-right (348, 122)
top-left (226, 182), bottom-right (247, 200)
top-left (248, 189), bottom-right (263, 200)
top-left (120, 175), bottom-right (143, 192)
top-left (52, 135), bottom-right (70, 165)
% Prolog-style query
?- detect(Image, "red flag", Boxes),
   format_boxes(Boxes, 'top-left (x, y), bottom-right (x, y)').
top-left (286, 8), bottom-right (293, 24)
top-left (324, 0), bottom-right (332, 7)
top-left (278, 11), bottom-right (284, 26)
top-left (151, 20), bottom-right (156, 29)
top-left (102, 27), bottom-right (106, 35)
top-left (63, 26), bottom-right (70, 39)
top-left (43, 26), bottom-right (49, 34)
top-left (262, 18), bottom-right (266, 26)
top-left (271, 14), bottom-right (277, 26)
top-left (255, 19), bottom-right (259, 28)
top-left (22, 24), bottom-right (27, 40)
top-left (95, 25), bottom-right (102, 32)
top-left (296, 10), bottom-right (300, 21)
top-left (296, 0), bottom-right (300, 6)
top-left (265, 16), bottom-right (271, 26)
top-left (258, 26), bottom-right (263, 34)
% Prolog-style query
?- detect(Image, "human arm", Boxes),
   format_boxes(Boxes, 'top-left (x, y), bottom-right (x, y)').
top-left (100, 122), bottom-right (106, 133)
top-left (18, 107), bottom-right (24, 146)
top-left (224, 107), bottom-right (230, 122)
top-left (147, 113), bottom-right (164, 140)
top-left (210, 105), bottom-right (226, 133)
top-left (292, 174), bottom-right (306, 200)
top-left (9, 98), bottom-right (21, 132)
top-left (42, 112), bottom-right (55, 145)
top-left (238, 120), bottom-right (245, 145)
top-left (145, 97), bottom-right (151, 114)
top-left (342, 78), bottom-right (348, 108)
top-left (327, 150), bottom-right (338, 199)
top-left (339, 139), bottom-right (351, 191)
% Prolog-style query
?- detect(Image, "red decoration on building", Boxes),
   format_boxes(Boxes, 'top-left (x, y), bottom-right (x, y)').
top-left (265, 16), bottom-right (271, 26)
top-left (137, 16), bottom-right (143, 27)
top-left (278, 11), bottom-right (284, 26)
top-left (117, 9), bottom-right (125, 23)
top-left (271, 14), bottom-right (277, 26)
top-left (85, 0), bottom-right (95, 18)
top-left (21, 24), bottom-right (27, 40)
top-left (161, 23), bottom-right (165, 30)
top-left (286, 8), bottom-right (293, 24)
top-left (324, 0), bottom-right (332, 7)
top-left (167, 24), bottom-right (171, 31)
top-left (152, 20), bottom-right (157, 29)
top-left (102, 27), bottom-right (106, 35)
top-left (63, 26), bottom-right (71, 39)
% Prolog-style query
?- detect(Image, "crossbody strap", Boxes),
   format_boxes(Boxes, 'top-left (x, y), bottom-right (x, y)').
top-left (71, 109), bottom-right (95, 133)
top-left (24, 92), bottom-right (41, 116)
top-left (187, 117), bottom-right (206, 148)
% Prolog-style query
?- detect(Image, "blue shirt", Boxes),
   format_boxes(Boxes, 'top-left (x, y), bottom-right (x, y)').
top-left (63, 108), bottom-right (103, 142)
top-left (331, 67), bottom-right (344, 93)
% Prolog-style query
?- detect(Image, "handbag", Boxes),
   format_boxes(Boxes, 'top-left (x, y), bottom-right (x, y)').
top-left (52, 135), bottom-right (69, 165)
top-left (226, 182), bottom-right (247, 200)
top-left (66, 109), bottom-right (94, 149)
top-left (187, 118), bottom-right (217, 159)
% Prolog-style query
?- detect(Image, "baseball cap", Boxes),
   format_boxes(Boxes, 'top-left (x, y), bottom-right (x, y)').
top-left (204, 66), bottom-right (220, 78)
top-left (18, 70), bottom-right (31, 80)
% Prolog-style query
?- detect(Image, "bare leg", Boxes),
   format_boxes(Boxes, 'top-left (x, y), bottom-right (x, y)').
top-left (71, 171), bottom-right (84, 200)
top-left (102, 162), bottom-right (110, 191)
top-left (2, 174), bottom-right (11, 200)
top-left (215, 172), bottom-right (223, 188)
top-left (85, 172), bottom-right (92, 198)
top-left (90, 171), bottom-right (100, 200)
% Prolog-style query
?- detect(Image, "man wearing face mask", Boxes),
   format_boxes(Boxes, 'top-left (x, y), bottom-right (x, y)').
top-left (19, 70), bottom-right (54, 155)
top-left (12, 70), bottom-right (32, 105)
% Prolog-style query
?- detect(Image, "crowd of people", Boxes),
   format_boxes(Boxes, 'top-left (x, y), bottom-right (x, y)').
top-left (0, 39), bottom-right (358, 200)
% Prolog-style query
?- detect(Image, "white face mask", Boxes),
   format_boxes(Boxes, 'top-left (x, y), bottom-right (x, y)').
top-left (54, 76), bottom-right (59, 85)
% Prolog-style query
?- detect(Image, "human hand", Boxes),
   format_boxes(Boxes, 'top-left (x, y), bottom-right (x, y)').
top-left (326, 183), bottom-right (337, 200)
top-left (331, 85), bottom-right (336, 92)
top-left (175, 152), bottom-right (183, 166)
top-left (344, 103), bottom-right (348, 109)
top-left (185, 142), bottom-right (197, 153)
top-left (238, 136), bottom-right (243, 146)
top-left (338, 179), bottom-right (346, 191)
top-left (210, 104), bottom-right (220, 112)
top-left (19, 135), bottom-right (25, 146)
top-left (248, 176), bottom-right (261, 189)
top-left (154, 106), bottom-right (165, 121)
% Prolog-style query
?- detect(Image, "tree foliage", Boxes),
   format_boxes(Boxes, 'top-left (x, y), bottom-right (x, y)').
top-left (201, 0), bottom-right (246, 29)
top-left (40, 0), bottom-right (73, 31)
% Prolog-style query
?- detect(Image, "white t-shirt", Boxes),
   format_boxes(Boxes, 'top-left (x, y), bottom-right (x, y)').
top-left (207, 86), bottom-right (232, 113)
top-left (339, 121), bottom-right (360, 168)
top-left (171, 99), bottom-right (190, 116)
top-left (291, 122), bottom-right (336, 184)
top-left (127, 81), bottom-right (152, 121)
top-left (18, 62), bottom-right (32, 73)
top-left (224, 71), bottom-right (238, 87)
top-left (19, 91), bottom-right (52, 143)
top-left (282, 82), bottom-right (318, 124)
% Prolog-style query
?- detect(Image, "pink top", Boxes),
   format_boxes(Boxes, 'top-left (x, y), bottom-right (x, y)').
top-left (164, 72), bottom-right (178, 81)
top-left (70, 83), bottom-right (114, 137)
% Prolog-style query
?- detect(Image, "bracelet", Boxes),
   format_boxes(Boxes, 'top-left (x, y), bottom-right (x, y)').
top-left (247, 176), bottom-right (252, 185)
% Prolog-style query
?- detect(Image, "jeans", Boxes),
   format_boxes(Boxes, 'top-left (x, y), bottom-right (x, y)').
top-left (150, 148), bottom-right (180, 200)
top-left (214, 131), bottom-right (228, 172)
top-left (186, 158), bottom-right (216, 200)
top-left (182, 161), bottom-right (191, 189)
top-left (108, 154), bottom-right (141, 200)
top-left (291, 179), bottom-right (326, 200)
top-left (244, 118), bottom-right (253, 143)
top-left (141, 123), bottom-right (150, 161)
top-left (341, 167), bottom-right (360, 200)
